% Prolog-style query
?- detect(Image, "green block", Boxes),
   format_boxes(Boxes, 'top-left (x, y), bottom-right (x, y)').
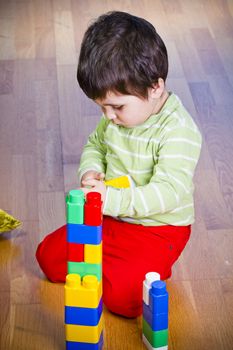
top-left (143, 318), bottom-right (168, 348)
top-left (67, 261), bottom-right (102, 281)
top-left (66, 189), bottom-right (84, 224)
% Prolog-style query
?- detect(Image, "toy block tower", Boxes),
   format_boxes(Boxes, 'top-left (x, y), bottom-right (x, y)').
top-left (142, 272), bottom-right (169, 350)
top-left (65, 189), bottom-right (103, 350)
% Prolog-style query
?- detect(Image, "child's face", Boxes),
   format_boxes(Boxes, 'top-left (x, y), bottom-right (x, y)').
top-left (95, 89), bottom-right (164, 128)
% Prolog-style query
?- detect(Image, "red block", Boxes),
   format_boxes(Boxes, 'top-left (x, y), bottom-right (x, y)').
top-left (67, 242), bottom-right (84, 262)
top-left (84, 192), bottom-right (102, 226)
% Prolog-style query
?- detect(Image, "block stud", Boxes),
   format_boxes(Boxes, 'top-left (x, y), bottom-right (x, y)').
top-left (66, 274), bottom-right (81, 288)
top-left (83, 275), bottom-right (99, 289)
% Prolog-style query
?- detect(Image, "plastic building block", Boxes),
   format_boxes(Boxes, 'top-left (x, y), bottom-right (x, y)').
top-left (84, 192), bottom-right (102, 226)
top-left (143, 272), bottom-right (160, 305)
top-left (143, 302), bottom-right (168, 331)
top-left (143, 280), bottom-right (169, 332)
top-left (65, 298), bottom-right (103, 326)
top-left (84, 243), bottom-right (102, 264)
top-left (104, 175), bottom-right (131, 188)
top-left (66, 332), bottom-right (103, 350)
top-left (66, 190), bottom-right (85, 224)
top-left (142, 274), bottom-right (168, 349)
top-left (67, 242), bottom-right (84, 262)
top-left (149, 281), bottom-right (168, 315)
top-left (65, 274), bottom-right (102, 308)
top-left (143, 319), bottom-right (168, 348)
top-left (65, 314), bottom-right (103, 343)
top-left (67, 262), bottom-right (102, 281)
top-left (67, 224), bottom-right (102, 245)
top-left (142, 335), bottom-right (168, 350)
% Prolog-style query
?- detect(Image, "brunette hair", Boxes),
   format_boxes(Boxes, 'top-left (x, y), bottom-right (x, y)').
top-left (77, 11), bottom-right (168, 100)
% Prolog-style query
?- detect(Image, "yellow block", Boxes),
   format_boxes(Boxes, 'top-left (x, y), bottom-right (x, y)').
top-left (65, 274), bottom-right (102, 308)
top-left (84, 242), bottom-right (102, 264)
top-left (65, 314), bottom-right (103, 343)
top-left (104, 175), bottom-right (131, 188)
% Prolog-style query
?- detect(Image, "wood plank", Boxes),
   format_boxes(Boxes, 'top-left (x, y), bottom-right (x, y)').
top-left (53, 10), bottom-right (77, 65)
top-left (11, 155), bottom-right (38, 221)
top-left (168, 279), bottom-right (233, 350)
top-left (33, 0), bottom-right (56, 58)
top-left (37, 127), bottom-right (64, 192)
top-left (104, 306), bottom-right (145, 350)
top-left (35, 78), bottom-right (64, 192)
top-left (15, 1), bottom-right (35, 59)
top-left (215, 36), bottom-right (233, 87)
top-left (0, 60), bottom-right (14, 95)
top-left (166, 41), bottom-right (185, 79)
top-left (0, 13), bottom-right (16, 60)
top-left (175, 33), bottom-right (207, 82)
top-left (191, 28), bottom-right (226, 76)
top-left (38, 191), bottom-right (66, 240)
top-left (204, 0), bottom-right (233, 39)
top-left (167, 280), bottom-right (205, 350)
top-left (11, 301), bottom-right (64, 350)
top-left (63, 163), bottom-right (79, 193)
top-left (57, 65), bottom-right (100, 163)
top-left (167, 77), bottom-right (197, 118)
top-left (12, 60), bottom-right (37, 155)
top-left (0, 292), bottom-right (12, 350)
top-left (208, 76), bottom-right (233, 106)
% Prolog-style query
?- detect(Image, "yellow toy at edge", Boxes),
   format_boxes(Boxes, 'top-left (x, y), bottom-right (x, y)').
top-left (104, 175), bottom-right (131, 189)
top-left (0, 209), bottom-right (21, 233)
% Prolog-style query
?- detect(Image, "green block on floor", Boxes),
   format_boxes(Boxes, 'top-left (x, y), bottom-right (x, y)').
top-left (143, 318), bottom-right (168, 348)
top-left (67, 261), bottom-right (102, 281)
top-left (66, 189), bottom-right (84, 224)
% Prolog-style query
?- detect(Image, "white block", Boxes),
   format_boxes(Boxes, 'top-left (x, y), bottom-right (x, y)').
top-left (143, 272), bottom-right (160, 305)
top-left (142, 334), bottom-right (168, 350)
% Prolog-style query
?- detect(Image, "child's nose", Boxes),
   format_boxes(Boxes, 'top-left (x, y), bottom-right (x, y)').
top-left (106, 113), bottom-right (117, 120)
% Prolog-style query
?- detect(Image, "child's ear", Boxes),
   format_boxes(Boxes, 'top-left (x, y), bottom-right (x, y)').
top-left (149, 78), bottom-right (165, 99)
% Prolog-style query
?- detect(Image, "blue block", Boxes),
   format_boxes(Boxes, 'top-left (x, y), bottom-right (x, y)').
top-left (143, 301), bottom-right (168, 331)
top-left (149, 280), bottom-right (168, 315)
top-left (66, 332), bottom-right (103, 350)
top-left (67, 224), bottom-right (102, 244)
top-left (65, 299), bottom-right (103, 326)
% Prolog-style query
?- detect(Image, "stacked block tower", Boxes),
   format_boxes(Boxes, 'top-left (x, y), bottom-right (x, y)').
top-left (142, 272), bottom-right (169, 350)
top-left (65, 189), bottom-right (103, 350)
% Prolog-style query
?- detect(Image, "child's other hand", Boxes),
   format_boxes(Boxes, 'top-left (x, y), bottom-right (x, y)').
top-left (80, 178), bottom-right (106, 203)
top-left (81, 170), bottom-right (105, 186)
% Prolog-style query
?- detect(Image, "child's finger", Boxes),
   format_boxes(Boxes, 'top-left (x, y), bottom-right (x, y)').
top-left (82, 178), bottom-right (99, 187)
top-left (99, 172), bottom-right (105, 180)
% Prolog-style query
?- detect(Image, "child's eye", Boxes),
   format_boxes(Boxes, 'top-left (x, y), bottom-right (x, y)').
top-left (114, 105), bottom-right (123, 110)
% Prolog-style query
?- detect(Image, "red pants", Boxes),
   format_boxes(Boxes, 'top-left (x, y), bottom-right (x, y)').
top-left (36, 216), bottom-right (191, 318)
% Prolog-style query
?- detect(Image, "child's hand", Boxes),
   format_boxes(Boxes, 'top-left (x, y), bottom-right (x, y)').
top-left (81, 170), bottom-right (105, 186)
top-left (80, 178), bottom-right (106, 203)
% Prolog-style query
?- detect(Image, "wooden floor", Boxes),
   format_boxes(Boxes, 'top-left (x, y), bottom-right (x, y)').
top-left (0, 0), bottom-right (233, 349)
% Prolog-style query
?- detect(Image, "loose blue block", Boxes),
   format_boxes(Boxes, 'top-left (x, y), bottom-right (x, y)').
top-left (149, 280), bottom-right (168, 315)
top-left (65, 298), bottom-right (103, 326)
top-left (67, 224), bottom-right (102, 244)
top-left (66, 332), bottom-right (103, 350)
top-left (143, 301), bottom-right (168, 331)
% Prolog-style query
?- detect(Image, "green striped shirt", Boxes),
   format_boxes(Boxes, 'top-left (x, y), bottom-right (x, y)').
top-left (78, 93), bottom-right (202, 226)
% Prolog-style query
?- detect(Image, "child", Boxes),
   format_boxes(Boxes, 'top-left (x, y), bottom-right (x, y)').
top-left (36, 11), bottom-right (202, 318)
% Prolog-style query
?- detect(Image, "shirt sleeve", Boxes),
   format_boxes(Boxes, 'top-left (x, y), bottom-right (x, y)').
top-left (78, 116), bottom-right (108, 184)
top-left (103, 124), bottom-right (202, 218)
